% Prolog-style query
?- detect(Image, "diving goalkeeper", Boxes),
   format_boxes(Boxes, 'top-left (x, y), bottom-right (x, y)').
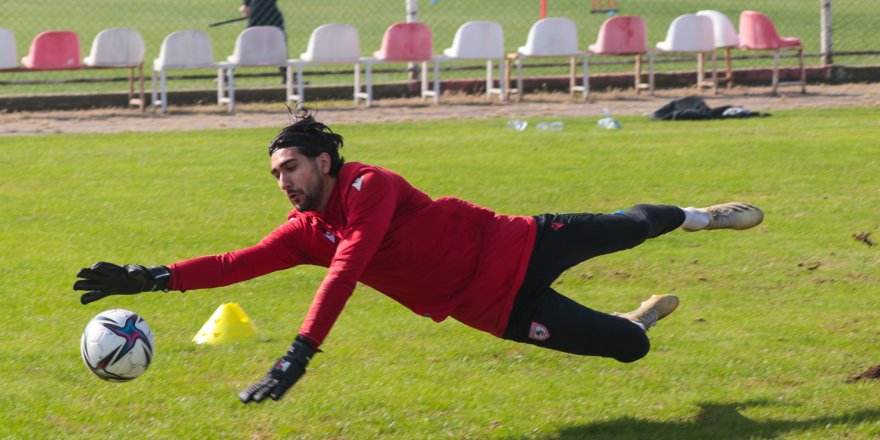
top-left (74, 107), bottom-right (764, 404)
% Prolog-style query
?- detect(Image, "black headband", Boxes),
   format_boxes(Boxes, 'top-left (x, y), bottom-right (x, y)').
top-left (268, 132), bottom-right (336, 156)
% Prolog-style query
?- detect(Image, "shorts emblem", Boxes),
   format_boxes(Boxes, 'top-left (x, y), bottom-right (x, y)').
top-left (529, 321), bottom-right (550, 341)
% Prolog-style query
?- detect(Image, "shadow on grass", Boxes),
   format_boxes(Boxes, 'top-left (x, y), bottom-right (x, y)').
top-left (507, 399), bottom-right (880, 440)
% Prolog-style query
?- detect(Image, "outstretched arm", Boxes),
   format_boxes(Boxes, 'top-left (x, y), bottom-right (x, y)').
top-left (241, 170), bottom-right (399, 403)
top-left (299, 171), bottom-right (398, 345)
top-left (74, 221), bottom-right (306, 304)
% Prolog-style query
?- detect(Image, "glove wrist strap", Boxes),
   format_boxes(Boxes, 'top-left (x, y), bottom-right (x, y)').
top-left (146, 266), bottom-right (171, 292)
top-left (283, 334), bottom-right (318, 367)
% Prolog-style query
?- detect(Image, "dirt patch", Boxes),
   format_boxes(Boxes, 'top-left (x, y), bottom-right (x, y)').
top-left (1, 83), bottom-right (878, 136)
top-left (850, 364), bottom-right (880, 382)
top-left (852, 232), bottom-right (875, 247)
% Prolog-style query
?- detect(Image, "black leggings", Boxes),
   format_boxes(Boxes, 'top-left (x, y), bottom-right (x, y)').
top-left (502, 204), bottom-right (685, 363)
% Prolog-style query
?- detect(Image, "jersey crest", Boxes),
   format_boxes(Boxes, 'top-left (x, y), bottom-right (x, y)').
top-left (352, 176), bottom-right (363, 191)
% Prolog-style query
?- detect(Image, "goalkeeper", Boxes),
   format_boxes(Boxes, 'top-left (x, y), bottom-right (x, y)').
top-left (74, 107), bottom-right (763, 404)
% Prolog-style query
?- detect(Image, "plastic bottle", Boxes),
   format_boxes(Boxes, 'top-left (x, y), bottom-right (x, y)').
top-left (507, 120), bottom-right (528, 131)
top-left (536, 121), bottom-right (564, 132)
top-left (597, 108), bottom-right (621, 129)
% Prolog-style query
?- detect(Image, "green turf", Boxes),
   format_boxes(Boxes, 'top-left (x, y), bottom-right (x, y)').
top-left (1, 107), bottom-right (879, 438)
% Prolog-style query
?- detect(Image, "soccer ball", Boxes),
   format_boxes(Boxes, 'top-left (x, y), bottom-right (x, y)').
top-left (81, 309), bottom-right (155, 382)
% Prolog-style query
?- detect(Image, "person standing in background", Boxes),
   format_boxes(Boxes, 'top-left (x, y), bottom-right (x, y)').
top-left (240, 0), bottom-right (284, 30)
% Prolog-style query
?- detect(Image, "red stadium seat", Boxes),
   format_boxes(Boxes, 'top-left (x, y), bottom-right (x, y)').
top-left (374, 22), bottom-right (433, 62)
top-left (738, 10), bottom-right (806, 94)
top-left (587, 15), bottom-right (653, 97)
top-left (356, 22), bottom-right (435, 107)
top-left (21, 30), bottom-right (81, 70)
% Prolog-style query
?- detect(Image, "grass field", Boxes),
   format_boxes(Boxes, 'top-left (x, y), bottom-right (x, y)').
top-left (1, 107), bottom-right (879, 438)
top-left (2, 0), bottom-right (878, 95)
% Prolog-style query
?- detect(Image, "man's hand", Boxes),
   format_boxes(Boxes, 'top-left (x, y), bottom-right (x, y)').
top-left (74, 262), bottom-right (171, 305)
top-left (240, 335), bottom-right (318, 403)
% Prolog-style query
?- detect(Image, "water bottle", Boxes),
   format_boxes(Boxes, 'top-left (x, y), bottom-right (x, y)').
top-left (507, 120), bottom-right (528, 131)
top-left (598, 108), bottom-right (621, 129)
top-left (536, 121), bottom-right (564, 132)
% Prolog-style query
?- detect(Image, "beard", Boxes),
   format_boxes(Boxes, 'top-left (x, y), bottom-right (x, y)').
top-left (292, 188), bottom-right (320, 212)
top-left (289, 161), bottom-right (325, 212)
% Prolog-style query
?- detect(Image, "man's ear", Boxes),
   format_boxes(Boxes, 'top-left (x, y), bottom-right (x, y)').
top-left (319, 153), bottom-right (332, 174)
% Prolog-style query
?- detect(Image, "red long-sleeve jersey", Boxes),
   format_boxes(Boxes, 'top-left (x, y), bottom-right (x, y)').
top-left (168, 162), bottom-right (536, 347)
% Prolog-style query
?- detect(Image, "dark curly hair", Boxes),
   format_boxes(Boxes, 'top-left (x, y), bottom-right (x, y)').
top-left (268, 106), bottom-right (345, 176)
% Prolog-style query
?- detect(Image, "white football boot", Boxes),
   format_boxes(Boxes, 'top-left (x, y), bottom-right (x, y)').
top-left (614, 294), bottom-right (679, 331)
top-left (683, 202), bottom-right (764, 232)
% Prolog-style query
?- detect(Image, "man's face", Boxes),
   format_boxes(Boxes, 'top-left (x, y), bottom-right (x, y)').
top-left (270, 148), bottom-right (332, 212)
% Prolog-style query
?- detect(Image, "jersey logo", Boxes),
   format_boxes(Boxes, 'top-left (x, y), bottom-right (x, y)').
top-left (528, 321), bottom-right (550, 341)
top-left (323, 231), bottom-right (337, 244)
top-left (550, 221), bottom-right (565, 231)
top-left (352, 176), bottom-right (363, 191)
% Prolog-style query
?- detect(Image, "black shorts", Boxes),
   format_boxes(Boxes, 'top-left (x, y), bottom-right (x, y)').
top-left (501, 205), bottom-right (684, 362)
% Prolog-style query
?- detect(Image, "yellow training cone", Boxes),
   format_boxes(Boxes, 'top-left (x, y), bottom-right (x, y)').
top-left (192, 303), bottom-right (259, 345)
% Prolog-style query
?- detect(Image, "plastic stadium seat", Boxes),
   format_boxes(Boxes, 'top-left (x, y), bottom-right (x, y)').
top-left (739, 10), bottom-right (806, 94)
top-left (373, 22), bottom-right (434, 62)
top-left (430, 20), bottom-right (507, 103)
top-left (0, 28), bottom-right (17, 70)
top-left (21, 30), bottom-right (81, 70)
top-left (83, 28), bottom-right (146, 110)
top-left (698, 10), bottom-right (740, 49)
top-left (655, 14), bottom-right (718, 94)
top-left (287, 23), bottom-right (361, 106)
top-left (739, 11), bottom-right (803, 50)
top-left (511, 17), bottom-right (586, 101)
top-left (697, 10), bottom-right (739, 89)
top-left (151, 30), bottom-right (217, 113)
top-left (586, 15), bottom-right (653, 97)
top-left (217, 26), bottom-right (288, 112)
top-left (355, 22), bottom-right (434, 107)
top-left (83, 28), bottom-right (145, 67)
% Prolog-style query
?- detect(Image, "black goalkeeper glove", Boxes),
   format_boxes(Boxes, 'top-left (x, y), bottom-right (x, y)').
top-left (74, 261), bottom-right (171, 305)
top-left (239, 335), bottom-right (318, 404)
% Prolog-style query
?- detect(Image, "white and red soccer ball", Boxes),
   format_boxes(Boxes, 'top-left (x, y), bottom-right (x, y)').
top-left (81, 309), bottom-right (155, 382)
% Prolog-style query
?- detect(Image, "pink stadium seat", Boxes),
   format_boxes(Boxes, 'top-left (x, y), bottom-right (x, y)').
top-left (738, 10), bottom-right (806, 94)
top-left (356, 22), bottom-right (435, 107)
top-left (586, 15), bottom-right (653, 96)
top-left (589, 16), bottom-right (648, 55)
top-left (739, 11), bottom-right (801, 51)
top-left (373, 22), bottom-right (433, 62)
top-left (21, 30), bottom-right (81, 70)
